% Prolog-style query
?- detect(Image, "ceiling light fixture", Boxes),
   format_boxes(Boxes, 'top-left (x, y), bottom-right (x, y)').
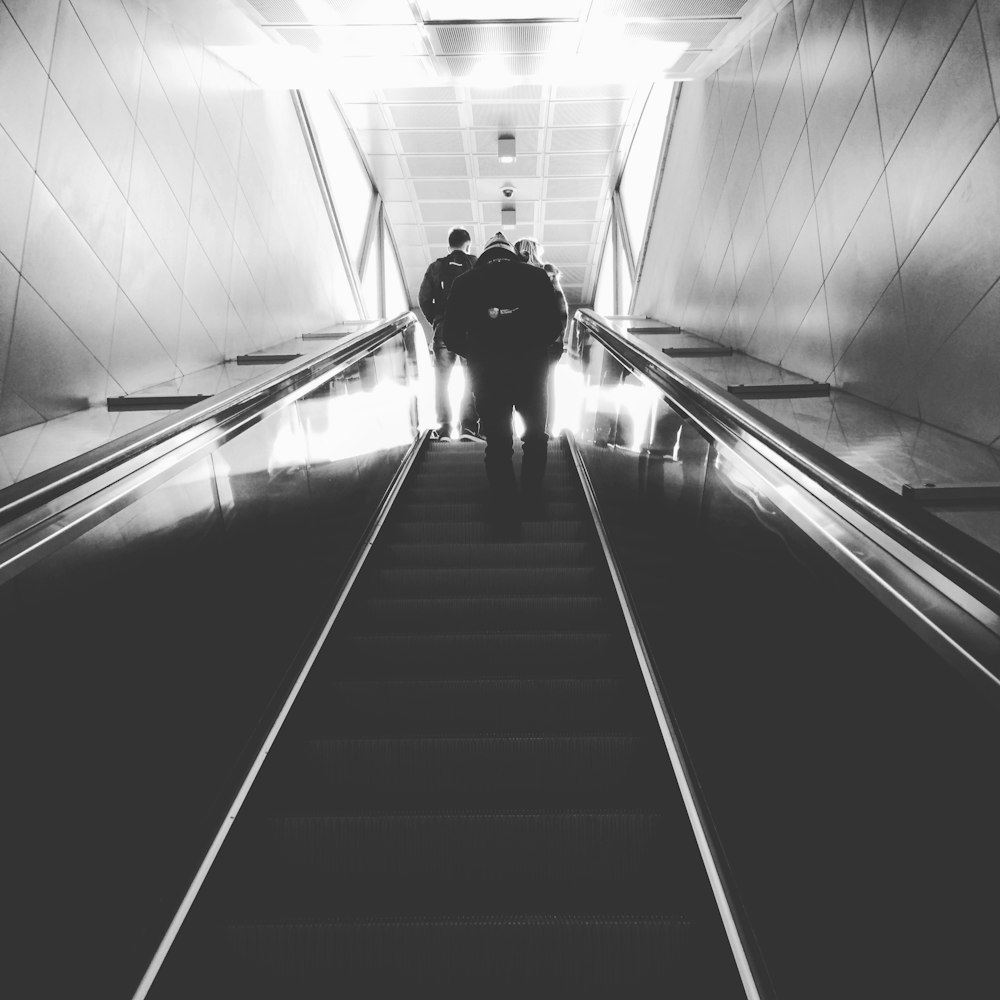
top-left (501, 206), bottom-right (516, 228)
top-left (498, 134), bottom-right (516, 163)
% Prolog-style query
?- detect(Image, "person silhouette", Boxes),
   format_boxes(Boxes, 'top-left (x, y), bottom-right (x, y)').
top-left (417, 226), bottom-right (480, 440)
top-left (442, 231), bottom-right (565, 513)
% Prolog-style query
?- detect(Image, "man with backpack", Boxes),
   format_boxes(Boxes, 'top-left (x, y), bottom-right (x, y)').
top-left (418, 227), bottom-right (480, 441)
top-left (441, 231), bottom-right (565, 513)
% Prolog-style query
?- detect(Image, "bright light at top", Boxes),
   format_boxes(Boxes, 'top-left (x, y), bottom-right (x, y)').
top-left (421, 0), bottom-right (586, 18)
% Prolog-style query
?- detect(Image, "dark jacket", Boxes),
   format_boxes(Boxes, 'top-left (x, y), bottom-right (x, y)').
top-left (417, 249), bottom-right (477, 333)
top-left (441, 257), bottom-right (565, 365)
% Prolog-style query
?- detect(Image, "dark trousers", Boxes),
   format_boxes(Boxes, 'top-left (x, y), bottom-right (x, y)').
top-left (432, 338), bottom-right (478, 434)
top-left (468, 358), bottom-right (550, 496)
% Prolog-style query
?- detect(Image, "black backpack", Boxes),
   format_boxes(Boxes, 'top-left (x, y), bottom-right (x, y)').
top-left (423, 251), bottom-right (475, 330)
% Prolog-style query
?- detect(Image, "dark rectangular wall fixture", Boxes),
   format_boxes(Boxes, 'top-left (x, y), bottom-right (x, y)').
top-left (628, 326), bottom-right (682, 333)
top-left (107, 395), bottom-right (210, 410)
top-left (901, 483), bottom-right (1000, 506)
top-left (728, 383), bottom-right (830, 398)
top-left (236, 354), bottom-right (303, 365)
top-left (662, 346), bottom-right (733, 357)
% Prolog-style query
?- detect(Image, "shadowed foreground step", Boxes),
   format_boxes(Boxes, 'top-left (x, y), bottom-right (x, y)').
top-left (148, 440), bottom-right (742, 999)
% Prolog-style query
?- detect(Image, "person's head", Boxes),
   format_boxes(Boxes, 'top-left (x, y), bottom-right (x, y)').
top-left (478, 231), bottom-right (518, 263)
top-left (447, 227), bottom-right (472, 252)
top-left (514, 238), bottom-right (543, 267)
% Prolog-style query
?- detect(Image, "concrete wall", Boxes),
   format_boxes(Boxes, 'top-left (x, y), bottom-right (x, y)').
top-left (635, 0), bottom-right (1000, 449)
top-left (0, 0), bottom-right (356, 435)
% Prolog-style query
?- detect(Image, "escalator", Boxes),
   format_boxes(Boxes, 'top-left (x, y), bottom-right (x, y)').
top-left (147, 438), bottom-right (744, 998)
top-left (7, 314), bottom-right (1000, 1000)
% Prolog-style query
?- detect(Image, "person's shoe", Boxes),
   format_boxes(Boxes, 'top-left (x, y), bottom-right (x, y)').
top-left (459, 426), bottom-right (485, 442)
top-left (429, 425), bottom-right (452, 441)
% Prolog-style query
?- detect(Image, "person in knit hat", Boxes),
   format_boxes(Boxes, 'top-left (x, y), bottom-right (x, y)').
top-left (441, 231), bottom-right (565, 513)
top-left (514, 238), bottom-right (569, 357)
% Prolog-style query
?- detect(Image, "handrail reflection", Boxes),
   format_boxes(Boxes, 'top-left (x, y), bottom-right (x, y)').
top-left (574, 308), bottom-right (1000, 618)
top-left (0, 314), bottom-right (417, 531)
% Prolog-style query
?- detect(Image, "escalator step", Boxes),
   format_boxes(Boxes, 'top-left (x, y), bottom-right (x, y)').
top-left (404, 475), bottom-right (577, 495)
top-left (393, 502), bottom-right (583, 522)
top-left (360, 566), bottom-right (606, 597)
top-left (347, 596), bottom-right (616, 633)
top-left (386, 521), bottom-right (591, 543)
top-left (376, 541), bottom-right (597, 568)
top-left (328, 631), bottom-right (634, 676)
top-left (226, 811), bottom-right (700, 915)
top-left (213, 914), bottom-right (701, 999)
top-left (298, 678), bottom-right (649, 736)
top-left (258, 736), bottom-right (671, 811)
top-left (404, 484), bottom-right (580, 504)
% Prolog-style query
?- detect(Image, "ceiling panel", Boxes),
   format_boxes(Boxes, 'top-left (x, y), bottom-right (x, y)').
top-left (385, 202), bottom-right (418, 224)
top-left (545, 244), bottom-right (594, 264)
top-left (469, 103), bottom-right (547, 129)
top-left (624, 20), bottom-right (728, 47)
top-left (397, 130), bottom-right (467, 154)
top-left (427, 22), bottom-right (582, 56)
top-left (342, 104), bottom-right (390, 130)
top-left (545, 176), bottom-right (608, 199)
top-left (367, 156), bottom-right (406, 181)
top-left (544, 199), bottom-right (603, 220)
top-left (304, 25), bottom-right (428, 55)
top-left (469, 85), bottom-right (547, 102)
top-left (475, 155), bottom-right (541, 177)
top-left (379, 180), bottom-right (412, 200)
top-left (357, 130), bottom-right (397, 155)
top-left (482, 201), bottom-right (538, 224)
top-left (591, 0), bottom-right (747, 15)
top-left (420, 0), bottom-right (589, 17)
top-left (233, 0), bottom-right (764, 307)
top-left (541, 222), bottom-right (599, 243)
top-left (546, 152), bottom-right (614, 176)
top-left (404, 154), bottom-right (471, 176)
top-left (550, 83), bottom-right (637, 101)
top-left (313, 0), bottom-right (418, 22)
top-left (549, 100), bottom-right (631, 127)
top-left (390, 225), bottom-right (427, 245)
top-left (419, 201), bottom-right (475, 223)
top-left (475, 177), bottom-right (544, 200)
top-left (474, 130), bottom-right (543, 155)
top-left (381, 86), bottom-right (462, 102)
top-left (385, 104), bottom-right (464, 129)
top-left (547, 126), bottom-right (621, 152)
top-left (413, 179), bottom-right (473, 199)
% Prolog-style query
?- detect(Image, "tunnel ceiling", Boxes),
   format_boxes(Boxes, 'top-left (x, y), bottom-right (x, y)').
top-left (225, 0), bottom-right (760, 306)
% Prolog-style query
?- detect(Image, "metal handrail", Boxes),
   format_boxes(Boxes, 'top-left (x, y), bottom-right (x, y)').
top-left (566, 429), bottom-right (772, 1000)
top-left (575, 308), bottom-right (1000, 617)
top-left (0, 314), bottom-right (415, 535)
top-left (130, 428), bottom-right (433, 1000)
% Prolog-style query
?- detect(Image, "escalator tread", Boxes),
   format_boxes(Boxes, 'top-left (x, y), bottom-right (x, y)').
top-left (149, 438), bottom-right (739, 999)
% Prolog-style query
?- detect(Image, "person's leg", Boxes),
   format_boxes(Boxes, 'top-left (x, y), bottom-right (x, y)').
top-left (457, 358), bottom-right (480, 436)
top-left (469, 362), bottom-right (515, 498)
top-left (515, 362), bottom-right (550, 500)
top-left (432, 338), bottom-right (456, 436)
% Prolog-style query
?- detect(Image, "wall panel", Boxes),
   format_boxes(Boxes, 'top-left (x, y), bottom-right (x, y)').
top-left (0, 0), bottom-right (357, 438)
top-left (637, 0), bottom-right (1000, 448)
